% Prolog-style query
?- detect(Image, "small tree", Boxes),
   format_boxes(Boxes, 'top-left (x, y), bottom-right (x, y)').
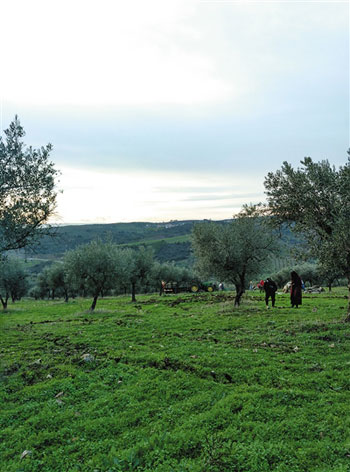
top-left (46, 263), bottom-right (71, 302)
top-left (192, 206), bottom-right (277, 306)
top-left (317, 263), bottom-right (343, 291)
top-left (65, 240), bottom-right (122, 311)
top-left (0, 258), bottom-right (28, 309)
top-left (0, 116), bottom-right (59, 254)
top-left (35, 268), bottom-right (51, 299)
top-left (126, 246), bottom-right (154, 302)
top-left (295, 263), bottom-right (320, 287)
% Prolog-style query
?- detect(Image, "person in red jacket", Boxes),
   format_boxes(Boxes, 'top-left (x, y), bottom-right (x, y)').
top-left (257, 279), bottom-right (265, 292)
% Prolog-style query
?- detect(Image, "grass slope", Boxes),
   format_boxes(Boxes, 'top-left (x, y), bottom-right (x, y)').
top-left (1, 290), bottom-right (349, 471)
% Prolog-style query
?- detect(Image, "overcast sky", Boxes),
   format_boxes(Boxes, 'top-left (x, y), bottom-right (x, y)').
top-left (1, 0), bottom-right (348, 223)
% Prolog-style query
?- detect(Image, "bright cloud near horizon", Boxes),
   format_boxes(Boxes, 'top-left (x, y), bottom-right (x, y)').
top-left (1, 0), bottom-right (348, 223)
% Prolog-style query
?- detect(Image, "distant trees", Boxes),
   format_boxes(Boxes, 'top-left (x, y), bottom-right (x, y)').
top-left (0, 116), bottom-right (59, 254)
top-left (192, 206), bottom-right (277, 306)
top-left (264, 155), bottom-right (350, 314)
top-left (152, 262), bottom-right (177, 295)
top-left (0, 258), bottom-right (28, 309)
top-left (270, 263), bottom-right (322, 289)
top-left (62, 241), bottom-right (156, 309)
top-left (152, 262), bottom-right (195, 295)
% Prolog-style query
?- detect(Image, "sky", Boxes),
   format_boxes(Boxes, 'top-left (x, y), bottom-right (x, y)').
top-left (1, 0), bottom-right (349, 224)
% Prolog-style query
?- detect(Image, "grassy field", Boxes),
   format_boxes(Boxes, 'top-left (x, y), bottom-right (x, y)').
top-left (1, 289), bottom-right (350, 472)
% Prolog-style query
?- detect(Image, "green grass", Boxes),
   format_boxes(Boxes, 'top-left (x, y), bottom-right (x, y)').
top-left (1, 289), bottom-right (350, 471)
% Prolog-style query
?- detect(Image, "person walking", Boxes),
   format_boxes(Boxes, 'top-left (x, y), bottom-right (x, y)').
top-left (264, 278), bottom-right (277, 308)
top-left (290, 271), bottom-right (302, 308)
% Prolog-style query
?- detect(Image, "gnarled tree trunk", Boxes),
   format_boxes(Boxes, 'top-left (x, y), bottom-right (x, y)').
top-left (0, 293), bottom-right (9, 310)
top-left (346, 276), bottom-right (350, 321)
top-left (131, 282), bottom-right (136, 302)
top-left (90, 294), bottom-right (99, 311)
top-left (234, 271), bottom-right (246, 307)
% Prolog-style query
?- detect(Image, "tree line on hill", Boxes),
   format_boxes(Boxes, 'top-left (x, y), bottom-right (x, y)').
top-left (23, 221), bottom-right (196, 261)
top-left (1, 117), bottom-right (349, 315)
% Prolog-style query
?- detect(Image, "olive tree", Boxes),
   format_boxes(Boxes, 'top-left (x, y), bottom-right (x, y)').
top-left (125, 246), bottom-right (154, 302)
top-left (192, 206), bottom-right (277, 306)
top-left (64, 240), bottom-right (124, 311)
top-left (264, 155), bottom-right (350, 314)
top-left (46, 263), bottom-right (71, 302)
top-left (34, 268), bottom-right (51, 299)
top-left (0, 258), bottom-right (28, 309)
top-left (0, 116), bottom-right (59, 254)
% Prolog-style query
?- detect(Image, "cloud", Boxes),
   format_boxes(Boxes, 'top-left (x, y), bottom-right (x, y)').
top-left (182, 192), bottom-right (262, 202)
top-left (4, 1), bottom-right (346, 110)
top-left (1, 0), bottom-right (236, 107)
top-left (1, 1), bottom-right (347, 223)
top-left (52, 165), bottom-right (264, 223)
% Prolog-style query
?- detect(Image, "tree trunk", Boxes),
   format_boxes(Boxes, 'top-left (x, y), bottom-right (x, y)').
top-left (347, 276), bottom-right (350, 320)
top-left (64, 290), bottom-right (69, 303)
top-left (234, 272), bottom-right (246, 307)
top-left (234, 283), bottom-right (245, 306)
top-left (131, 282), bottom-right (136, 302)
top-left (0, 294), bottom-right (9, 310)
top-left (90, 294), bottom-right (98, 311)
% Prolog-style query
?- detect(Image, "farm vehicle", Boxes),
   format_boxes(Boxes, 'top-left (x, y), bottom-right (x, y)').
top-left (163, 280), bottom-right (217, 294)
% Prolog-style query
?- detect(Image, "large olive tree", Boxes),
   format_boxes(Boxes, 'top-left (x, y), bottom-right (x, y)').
top-left (192, 206), bottom-right (277, 306)
top-left (0, 116), bottom-right (59, 254)
top-left (264, 155), bottom-right (350, 315)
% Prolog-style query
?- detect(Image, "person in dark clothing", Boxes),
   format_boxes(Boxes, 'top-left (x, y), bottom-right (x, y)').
top-left (264, 278), bottom-right (277, 307)
top-left (290, 271), bottom-right (302, 308)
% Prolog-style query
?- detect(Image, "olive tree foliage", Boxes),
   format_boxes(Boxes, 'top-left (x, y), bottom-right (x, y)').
top-left (270, 263), bottom-right (321, 289)
top-left (31, 263), bottom-right (74, 301)
top-left (0, 258), bottom-right (28, 309)
top-left (152, 262), bottom-right (178, 295)
top-left (30, 268), bottom-right (51, 300)
top-left (0, 116), bottom-right (59, 254)
top-left (192, 206), bottom-right (277, 306)
top-left (46, 263), bottom-right (71, 302)
top-left (125, 246), bottom-right (154, 302)
top-left (64, 240), bottom-right (127, 311)
top-left (264, 155), bottom-right (350, 314)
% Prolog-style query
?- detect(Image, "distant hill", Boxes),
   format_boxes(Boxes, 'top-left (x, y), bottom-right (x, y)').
top-left (18, 219), bottom-right (301, 269)
top-left (24, 220), bottom-right (216, 265)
